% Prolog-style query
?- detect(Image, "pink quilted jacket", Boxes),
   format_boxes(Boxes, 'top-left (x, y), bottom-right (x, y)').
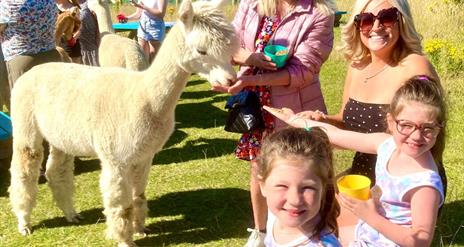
top-left (232, 0), bottom-right (334, 128)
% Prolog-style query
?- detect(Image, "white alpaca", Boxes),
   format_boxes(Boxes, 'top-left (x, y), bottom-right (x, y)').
top-left (89, 0), bottom-right (149, 70)
top-left (8, 0), bottom-right (237, 246)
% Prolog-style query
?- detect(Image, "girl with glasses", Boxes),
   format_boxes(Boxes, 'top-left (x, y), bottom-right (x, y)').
top-left (264, 75), bottom-right (447, 247)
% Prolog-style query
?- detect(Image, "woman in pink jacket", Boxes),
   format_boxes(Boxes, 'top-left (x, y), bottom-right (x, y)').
top-left (213, 0), bottom-right (336, 246)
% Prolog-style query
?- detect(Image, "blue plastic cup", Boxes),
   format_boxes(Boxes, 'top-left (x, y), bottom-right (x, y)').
top-left (264, 45), bottom-right (289, 68)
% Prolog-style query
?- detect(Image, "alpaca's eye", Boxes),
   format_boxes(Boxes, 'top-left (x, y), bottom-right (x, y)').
top-left (196, 49), bottom-right (207, 55)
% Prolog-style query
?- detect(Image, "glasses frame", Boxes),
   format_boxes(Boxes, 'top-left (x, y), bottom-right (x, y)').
top-left (394, 119), bottom-right (443, 139)
top-left (354, 7), bottom-right (400, 33)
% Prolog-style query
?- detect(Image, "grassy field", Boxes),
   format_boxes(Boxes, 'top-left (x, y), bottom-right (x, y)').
top-left (0, 0), bottom-right (462, 246)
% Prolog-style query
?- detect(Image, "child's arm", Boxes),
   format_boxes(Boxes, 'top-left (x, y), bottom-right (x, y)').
top-left (264, 106), bottom-right (389, 154)
top-left (126, 4), bottom-right (142, 21)
top-left (339, 187), bottom-right (441, 247)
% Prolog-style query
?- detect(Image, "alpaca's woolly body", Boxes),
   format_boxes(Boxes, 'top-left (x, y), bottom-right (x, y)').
top-left (9, 1), bottom-right (237, 246)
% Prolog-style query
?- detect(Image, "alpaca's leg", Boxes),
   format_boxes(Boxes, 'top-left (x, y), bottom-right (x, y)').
top-left (45, 146), bottom-right (82, 223)
top-left (9, 143), bottom-right (44, 236)
top-left (99, 159), bottom-right (135, 247)
top-left (131, 160), bottom-right (151, 236)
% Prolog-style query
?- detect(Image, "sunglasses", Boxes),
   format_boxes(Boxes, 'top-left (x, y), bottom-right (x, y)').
top-left (354, 7), bottom-right (400, 33)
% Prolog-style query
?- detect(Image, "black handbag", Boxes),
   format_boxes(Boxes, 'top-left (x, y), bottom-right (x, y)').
top-left (224, 91), bottom-right (264, 133)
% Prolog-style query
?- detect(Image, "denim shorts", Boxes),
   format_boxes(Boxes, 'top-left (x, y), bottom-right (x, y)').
top-left (137, 14), bottom-right (166, 41)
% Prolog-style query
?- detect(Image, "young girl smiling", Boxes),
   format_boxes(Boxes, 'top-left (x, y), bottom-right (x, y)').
top-left (257, 127), bottom-right (341, 246)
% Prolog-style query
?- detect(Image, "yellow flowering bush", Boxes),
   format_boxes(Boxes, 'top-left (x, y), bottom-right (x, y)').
top-left (424, 39), bottom-right (464, 75)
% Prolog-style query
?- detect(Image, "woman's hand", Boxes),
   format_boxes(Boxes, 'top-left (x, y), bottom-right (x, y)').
top-left (234, 49), bottom-right (277, 71)
top-left (296, 110), bottom-right (327, 121)
top-left (211, 74), bottom-right (257, 95)
top-left (263, 106), bottom-right (296, 123)
top-left (338, 193), bottom-right (379, 222)
top-left (247, 52), bottom-right (277, 71)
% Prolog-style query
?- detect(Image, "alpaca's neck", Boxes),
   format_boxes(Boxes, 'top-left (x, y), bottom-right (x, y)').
top-left (90, 1), bottom-right (114, 34)
top-left (142, 25), bottom-right (191, 115)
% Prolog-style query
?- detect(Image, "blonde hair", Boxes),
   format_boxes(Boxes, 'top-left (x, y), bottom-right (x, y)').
top-left (339, 0), bottom-right (423, 63)
top-left (258, 0), bottom-right (337, 17)
top-left (257, 127), bottom-right (340, 237)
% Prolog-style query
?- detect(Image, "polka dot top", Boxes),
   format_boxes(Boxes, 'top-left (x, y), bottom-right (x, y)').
top-left (342, 98), bottom-right (388, 182)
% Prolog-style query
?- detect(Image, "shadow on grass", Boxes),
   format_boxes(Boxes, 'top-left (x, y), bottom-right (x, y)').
top-left (37, 207), bottom-right (105, 230)
top-left (154, 137), bottom-right (236, 165)
top-left (185, 79), bottom-right (207, 88)
top-left (175, 96), bottom-right (229, 129)
top-left (34, 188), bottom-right (250, 246)
top-left (435, 199), bottom-right (464, 245)
top-left (138, 187), bottom-right (250, 245)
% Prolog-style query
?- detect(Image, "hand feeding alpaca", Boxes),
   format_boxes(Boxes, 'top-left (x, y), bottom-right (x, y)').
top-left (89, 0), bottom-right (149, 70)
top-left (9, 0), bottom-right (237, 246)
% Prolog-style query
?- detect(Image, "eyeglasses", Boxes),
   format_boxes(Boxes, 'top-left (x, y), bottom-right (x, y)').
top-left (354, 7), bottom-right (400, 33)
top-left (394, 119), bottom-right (443, 138)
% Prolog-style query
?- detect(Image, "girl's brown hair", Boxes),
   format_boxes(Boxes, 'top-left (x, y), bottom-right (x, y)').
top-left (257, 127), bottom-right (340, 237)
top-left (389, 75), bottom-right (447, 197)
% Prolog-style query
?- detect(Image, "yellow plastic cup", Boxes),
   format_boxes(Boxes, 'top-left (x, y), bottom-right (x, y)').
top-left (337, 175), bottom-right (371, 200)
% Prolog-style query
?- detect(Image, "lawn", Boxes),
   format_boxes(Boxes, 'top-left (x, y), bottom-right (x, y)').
top-left (0, 0), bottom-right (463, 246)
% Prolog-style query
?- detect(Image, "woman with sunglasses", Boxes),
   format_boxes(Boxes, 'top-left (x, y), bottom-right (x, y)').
top-left (302, 2), bottom-right (439, 188)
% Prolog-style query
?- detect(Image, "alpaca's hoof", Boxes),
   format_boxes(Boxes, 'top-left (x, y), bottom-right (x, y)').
top-left (18, 226), bottom-right (32, 236)
top-left (134, 227), bottom-right (151, 238)
top-left (65, 213), bottom-right (84, 223)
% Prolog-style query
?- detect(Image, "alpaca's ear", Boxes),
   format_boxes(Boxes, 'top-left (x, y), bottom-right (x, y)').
top-left (179, 0), bottom-right (193, 30)
top-left (211, 0), bottom-right (228, 9)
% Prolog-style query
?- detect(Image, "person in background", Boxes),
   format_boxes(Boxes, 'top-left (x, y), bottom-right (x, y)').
top-left (257, 127), bottom-right (340, 246)
top-left (0, 0), bottom-right (61, 91)
top-left (265, 75), bottom-right (446, 247)
top-left (78, 0), bottom-right (100, 66)
top-left (0, 0), bottom-right (62, 162)
top-left (55, 0), bottom-right (83, 64)
top-left (126, 0), bottom-right (168, 62)
top-left (212, 0), bottom-right (336, 246)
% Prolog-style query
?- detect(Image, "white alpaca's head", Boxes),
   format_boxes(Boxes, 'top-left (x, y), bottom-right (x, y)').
top-left (177, 0), bottom-right (238, 86)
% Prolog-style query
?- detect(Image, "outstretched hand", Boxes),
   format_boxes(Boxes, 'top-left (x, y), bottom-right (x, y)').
top-left (211, 78), bottom-right (247, 95)
top-left (262, 106), bottom-right (296, 123)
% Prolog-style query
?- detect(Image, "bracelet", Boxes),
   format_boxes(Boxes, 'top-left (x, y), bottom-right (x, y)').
top-left (315, 110), bottom-right (327, 120)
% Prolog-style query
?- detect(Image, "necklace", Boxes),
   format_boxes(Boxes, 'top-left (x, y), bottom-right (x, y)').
top-left (364, 63), bottom-right (389, 83)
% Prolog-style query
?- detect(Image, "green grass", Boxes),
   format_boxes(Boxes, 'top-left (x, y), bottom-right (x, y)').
top-left (0, 1), bottom-right (463, 246)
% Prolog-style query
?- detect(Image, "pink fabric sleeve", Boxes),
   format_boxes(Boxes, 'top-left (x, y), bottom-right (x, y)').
top-left (286, 12), bottom-right (334, 88)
